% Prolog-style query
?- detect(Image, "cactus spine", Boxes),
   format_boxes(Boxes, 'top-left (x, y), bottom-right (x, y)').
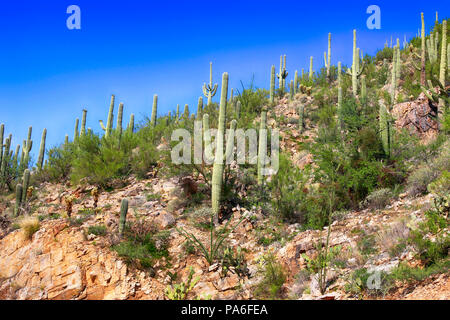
top-left (309, 56), bottom-right (314, 80)
top-left (257, 109), bottom-right (267, 185)
top-left (80, 109), bottom-right (87, 136)
top-left (14, 184), bottom-right (23, 217)
top-left (211, 72), bottom-right (228, 217)
top-left (22, 169), bottom-right (30, 203)
top-left (324, 33), bottom-right (331, 81)
top-left (346, 29), bottom-right (365, 96)
top-left (202, 62), bottom-right (218, 106)
top-left (151, 95), bottom-right (158, 127)
top-left (119, 198), bottom-right (129, 236)
top-left (197, 97), bottom-right (203, 119)
top-left (270, 65), bottom-right (275, 104)
top-left (37, 128), bottom-right (46, 170)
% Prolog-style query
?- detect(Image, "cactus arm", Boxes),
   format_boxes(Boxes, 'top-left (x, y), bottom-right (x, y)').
top-left (99, 120), bottom-right (106, 131)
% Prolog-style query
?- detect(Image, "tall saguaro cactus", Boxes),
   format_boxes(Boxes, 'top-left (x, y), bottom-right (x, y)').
top-left (202, 62), bottom-right (218, 106)
top-left (294, 70), bottom-right (299, 94)
top-left (298, 105), bottom-right (305, 133)
top-left (211, 72), bottom-right (229, 217)
top-left (151, 94), bottom-right (158, 127)
top-left (197, 97), bottom-right (203, 119)
top-left (0, 124), bottom-right (4, 167)
top-left (439, 20), bottom-right (447, 110)
top-left (289, 80), bottom-right (294, 101)
top-left (21, 127), bottom-right (32, 171)
top-left (390, 45), bottom-right (398, 106)
top-left (337, 62), bottom-right (343, 120)
top-left (324, 33), bottom-right (331, 81)
top-left (37, 128), bottom-right (47, 170)
top-left (22, 169), bottom-right (30, 203)
top-left (128, 114), bottom-right (135, 133)
top-left (270, 65), bottom-right (275, 104)
top-left (99, 95), bottom-right (115, 138)
top-left (412, 13), bottom-right (426, 86)
top-left (14, 184), bottom-right (23, 217)
top-left (309, 56), bottom-right (314, 80)
top-left (0, 135), bottom-right (11, 178)
top-left (74, 118), bottom-right (79, 141)
top-left (346, 29), bottom-right (365, 96)
top-left (119, 198), bottom-right (129, 236)
top-left (257, 109), bottom-right (267, 185)
top-left (117, 103), bottom-right (124, 134)
top-left (80, 109), bottom-right (87, 136)
top-left (277, 55), bottom-right (288, 91)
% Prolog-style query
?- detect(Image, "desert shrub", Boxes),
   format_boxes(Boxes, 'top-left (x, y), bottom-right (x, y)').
top-left (254, 253), bottom-right (286, 299)
top-left (361, 188), bottom-right (394, 209)
top-left (87, 225), bottom-right (107, 236)
top-left (19, 216), bottom-right (40, 240)
top-left (407, 165), bottom-right (440, 196)
top-left (268, 154), bottom-right (309, 222)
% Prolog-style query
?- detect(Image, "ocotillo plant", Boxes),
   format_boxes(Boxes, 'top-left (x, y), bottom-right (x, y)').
top-left (257, 109), bottom-right (267, 185)
top-left (346, 29), bottom-right (365, 96)
top-left (202, 62), bottom-right (218, 106)
top-left (14, 184), bottom-right (23, 217)
top-left (211, 72), bottom-right (228, 217)
top-left (80, 109), bottom-right (87, 136)
top-left (197, 97), bottom-right (203, 119)
top-left (270, 65), bottom-right (275, 104)
top-left (99, 95), bottom-right (115, 138)
top-left (151, 95), bottom-right (158, 127)
top-left (379, 102), bottom-right (391, 158)
top-left (37, 128), bottom-right (47, 170)
top-left (309, 56), bottom-right (314, 80)
top-left (119, 198), bottom-right (129, 236)
top-left (117, 103), bottom-right (124, 134)
top-left (324, 33), bottom-right (331, 81)
top-left (22, 169), bottom-right (30, 203)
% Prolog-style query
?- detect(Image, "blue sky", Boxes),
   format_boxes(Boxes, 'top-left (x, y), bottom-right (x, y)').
top-left (0, 0), bottom-right (448, 162)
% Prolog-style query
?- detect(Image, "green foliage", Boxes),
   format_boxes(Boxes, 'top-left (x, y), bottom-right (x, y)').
top-left (254, 253), bottom-right (286, 299)
top-left (165, 266), bottom-right (200, 300)
top-left (87, 224), bottom-right (107, 236)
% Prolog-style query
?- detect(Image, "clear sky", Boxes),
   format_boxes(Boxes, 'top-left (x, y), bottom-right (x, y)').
top-left (0, 0), bottom-right (448, 163)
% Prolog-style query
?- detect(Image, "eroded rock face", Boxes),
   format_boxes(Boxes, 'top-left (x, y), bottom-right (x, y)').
top-left (392, 92), bottom-right (438, 141)
top-left (0, 220), bottom-right (164, 300)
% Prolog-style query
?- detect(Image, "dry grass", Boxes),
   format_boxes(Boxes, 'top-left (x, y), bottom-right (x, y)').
top-left (18, 216), bottom-right (40, 240)
top-left (376, 218), bottom-right (410, 254)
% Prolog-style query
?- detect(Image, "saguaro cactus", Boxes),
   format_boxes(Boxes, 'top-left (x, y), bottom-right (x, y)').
top-left (324, 33), bottom-right (331, 81)
top-left (37, 128), bottom-right (47, 170)
top-left (225, 120), bottom-right (237, 164)
top-left (119, 198), bottom-right (129, 236)
top-left (390, 45), bottom-right (398, 106)
top-left (0, 135), bottom-right (11, 178)
top-left (0, 124), bottom-right (4, 167)
top-left (117, 103), bottom-right (124, 133)
top-left (396, 39), bottom-right (401, 81)
top-left (257, 109), bottom-right (267, 185)
top-left (21, 127), bottom-right (32, 171)
top-left (184, 104), bottom-right (190, 119)
top-left (211, 72), bottom-right (229, 217)
top-left (276, 56), bottom-right (288, 91)
top-left (74, 118), bottom-right (79, 141)
top-left (439, 20), bottom-right (447, 109)
top-left (337, 62), bottom-right (343, 118)
top-left (14, 184), bottom-right (23, 217)
top-left (235, 101), bottom-right (241, 119)
top-left (203, 62), bottom-right (218, 106)
top-left (346, 30), bottom-right (365, 96)
top-left (309, 56), bottom-right (314, 80)
top-left (379, 102), bottom-right (391, 158)
top-left (176, 104), bottom-right (180, 122)
top-left (80, 109), bottom-right (87, 136)
top-left (361, 75), bottom-right (367, 104)
top-left (151, 95), bottom-right (158, 127)
top-left (22, 169), bottom-right (30, 203)
top-left (298, 105), bottom-right (304, 133)
top-left (294, 70), bottom-right (299, 94)
top-left (128, 114), bottom-right (135, 133)
top-left (270, 65), bottom-right (276, 104)
top-left (412, 13), bottom-right (426, 86)
top-left (197, 97), bottom-right (203, 119)
top-left (99, 95), bottom-right (115, 137)
top-left (289, 80), bottom-right (294, 101)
